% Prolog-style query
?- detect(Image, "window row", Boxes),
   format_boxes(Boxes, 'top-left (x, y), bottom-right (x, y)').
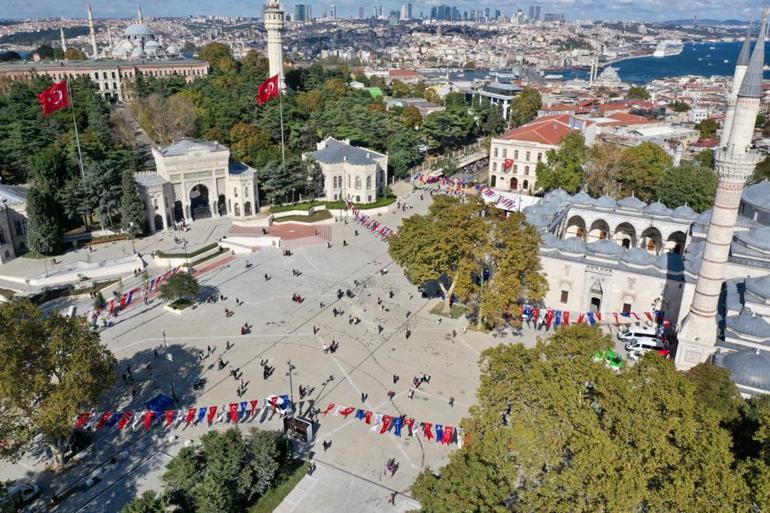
top-left (491, 162), bottom-right (531, 175)
top-left (492, 147), bottom-right (543, 162)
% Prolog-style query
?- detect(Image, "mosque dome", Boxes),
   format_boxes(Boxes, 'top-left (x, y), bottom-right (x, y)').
top-left (166, 44), bottom-right (180, 55)
top-left (644, 201), bottom-right (672, 216)
top-left (621, 247), bottom-right (654, 266)
top-left (726, 308), bottom-right (770, 338)
top-left (572, 191), bottom-right (594, 205)
top-left (145, 40), bottom-right (160, 48)
top-left (672, 204), bottom-right (697, 220)
top-left (543, 188), bottom-right (571, 203)
top-left (745, 274), bottom-right (770, 299)
top-left (594, 196), bottom-right (617, 209)
top-left (560, 237), bottom-right (586, 254)
top-left (126, 24), bottom-right (153, 36)
top-left (741, 179), bottom-right (770, 211)
top-left (131, 46), bottom-right (144, 58)
top-left (540, 233), bottom-right (560, 248)
top-left (722, 348), bottom-right (770, 392)
top-left (736, 226), bottom-right (770, 252)
top-left (654, 252), bottom-right (684, 273)
top-left (587, 239), bottom-right (625, 257)
top-left (618, 196), bottom-right (646, 210)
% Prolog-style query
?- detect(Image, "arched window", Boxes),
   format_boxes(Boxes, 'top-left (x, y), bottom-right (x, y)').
top-left (524, 166), bottom-right (529, 175)
top-left (355, 176), bottom-right (362, 190)
top-left (366, 176), bottom-right (372, 189)
top-left (492, 162), bottom-right (497, 171)
top-left (523, 179), bottom-right (529, 190)
top-left (526, 151), bottom-right (531, 161)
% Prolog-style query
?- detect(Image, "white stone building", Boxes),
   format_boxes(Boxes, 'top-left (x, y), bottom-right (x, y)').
top-left (136, 139), bottom-right (258, 233)
top-left (0, 186), bottom-right (28, 265)
top-left (307, 138), bottom-right (388, 204)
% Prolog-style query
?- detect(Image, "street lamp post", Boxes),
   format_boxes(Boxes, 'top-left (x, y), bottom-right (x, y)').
top-left (287, 359), bottom-right (296, 415)
top-left (129, 222), bottom-right (137, 254)
top-left (162, 330), bottom-right (177, 401)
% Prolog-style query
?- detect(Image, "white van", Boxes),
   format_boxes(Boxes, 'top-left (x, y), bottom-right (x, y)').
top-left (619, 327), bottom-right (658, 349)
top-left (626, 339), bottom-right (666, 358)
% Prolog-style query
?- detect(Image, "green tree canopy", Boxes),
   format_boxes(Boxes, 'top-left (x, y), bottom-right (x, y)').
top-left (120, 170), bottom-right (146, 236)
top-left (685, 363), bottom-right (743, 424)
top-left (412, 325), bottom-right (754, 513)
top-left (0, 300), bottom-right (117, 463)
top-left (159, 272), bottom-right (201, 302)
top-left (695, 118), bottom-right (718, 139)
top-left (617, 142), bottom-right (672, 201)
top-left (421, 108), bottom-right (476, 152)
top-left (626, 86), bottom-right (650, 100)
top-left (510, 87), bottom-right (541, 126)
top-left (694, 148), bottom-right (715, 169)
top-left (26, 188), bottom-right (62, 255)
top-left (750, 155), bottom-right (770, 184)
top-left (198, 42), bottom-right (238, 74)
top-left (655, 163), bottom-right (717, 212)
top-left (669, 100), bottom-right (690, 112)
top-left (534, 131), bottom-right (588, 193)
top-left (387, 128), bottom-right (423, 179)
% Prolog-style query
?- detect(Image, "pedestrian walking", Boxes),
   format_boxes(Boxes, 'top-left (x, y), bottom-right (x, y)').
top-left (449, 396), bottom-right (454, 407)
top-left (408, 388), bottom-right (414, 399)
top-left (388, 492), bottom-right (396, 505)
top-left (392, 374), bottom-right (399, 384)
top-left (361, 392), bottom-right (368, 403)
top-left (387, 390), bottom-right (395, 400)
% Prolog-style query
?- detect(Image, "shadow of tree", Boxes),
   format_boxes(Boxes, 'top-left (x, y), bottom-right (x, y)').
top-left (15, 344), bottom-right (205, 512)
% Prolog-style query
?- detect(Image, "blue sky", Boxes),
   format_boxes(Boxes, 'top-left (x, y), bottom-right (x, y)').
top-left (1, 0), bottom-right (766, 21)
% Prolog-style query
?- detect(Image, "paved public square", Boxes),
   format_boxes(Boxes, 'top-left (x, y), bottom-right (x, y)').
top-left (2, 186), bottom-right (625, 513)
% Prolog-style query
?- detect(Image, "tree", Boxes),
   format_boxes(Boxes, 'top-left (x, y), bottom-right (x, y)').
top-left (390, 79), bottom-right (411, 97)
top-left (161, 428), bottom-right (292, 513)
top-left (626, 85), bottom-right (650, 100)
top-left (120, 491), bottom-right (170, 513)
top-left (421, 109), bottom-right (476, 152)
top-left (26, 188), bottom-right (62, 255)
top-left (389, 196), bottom-right (487, 313)
top-left (159, 272), bottom-right (200, 302)
top-left (0, 300), bottom-right (117, 464)
top-left (258, 158), bottom-right (322, 205)
top-left (617, 142), bottom-right (672, 201)
top-left (694, 148), bottom-right (715, 169)
top-left (695, 118), bottom-right (718, 139)
top-left (412, 325), bottom-right (752, 513)
top-left (387, 129), bottom-right (423, 179)
top-left (534, 131), bottom-right (588, 193)
top-left (655, 163), bottom-right (718, 212)
top-left (63, 48), bottom-right (88, 60)
top-left (584, 142), bottom-right (625, 197)
top-left (0, 51), bottom-right (21, 62)
top-left (198, 43), bottom-right (237, 74)
top-left (93, 291), bottom-right (107, 310)
top-left (510, 87), bottom-right (541, 126)
top-left (241, 50), bottom-right (269, 80)
top-left (444, 92), bottom-right (466, 109)
top-left (120, 170), bottom-right (146, 236)
top-left (686, 363), bottom-right (743, 424)
top-left (400, 106), bottom-right (422, 128)
top-left (751, 155), bottom-right (770, 184)
top-left (669, 100), bottom-right (690, 112)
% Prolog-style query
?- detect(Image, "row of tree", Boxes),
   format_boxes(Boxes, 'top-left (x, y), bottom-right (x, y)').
top-left (411, 325), bottom-right (770, 512)
top-left (535, 133), bottom-right (719, 212)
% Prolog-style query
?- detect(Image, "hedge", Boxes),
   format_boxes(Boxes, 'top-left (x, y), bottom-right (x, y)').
top-left (156, 242), bottom-right (219, 259)
top-left (269, 195), bottom-right (397, 213)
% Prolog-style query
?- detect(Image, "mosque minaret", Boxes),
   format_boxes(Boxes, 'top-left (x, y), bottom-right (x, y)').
top-left (720, 26), bottom-right (752, 146)
top-left (263, 0), bottom-right (286, 90)
top-left (675, 14), bottom-right (768, 370)
top-left (59, 27), bottom-right (67, 54)
top-left (88, 2), bottom-right (98, 59)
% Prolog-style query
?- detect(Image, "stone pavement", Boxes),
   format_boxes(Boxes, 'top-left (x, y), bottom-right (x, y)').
top-left (274, 461), bottom-right (420, 513)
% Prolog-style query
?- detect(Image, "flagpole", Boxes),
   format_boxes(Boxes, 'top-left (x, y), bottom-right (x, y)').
top-left (278, 90), bottom-right (286, 172)
top-left (66, 80), bottom-right (90, 230)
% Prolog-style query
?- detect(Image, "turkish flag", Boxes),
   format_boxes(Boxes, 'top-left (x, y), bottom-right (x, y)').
top-left (503, 159), bottom-right (514, 170)
top-left (38, 80), bottom-right (70, 116)
top-left (256, 74), bottom-right (280, 106)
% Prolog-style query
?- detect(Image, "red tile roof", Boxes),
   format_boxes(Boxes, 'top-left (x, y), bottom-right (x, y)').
top-left (603, 112), bottom-right (654, 126)
top-left (389, 69), bottom-right (418, 78)
top-left (498, 114), bottom-right (586, 146)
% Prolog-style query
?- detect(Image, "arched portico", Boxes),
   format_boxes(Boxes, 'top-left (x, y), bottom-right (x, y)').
top-left (588, 219), bottom-right (610, 243)
top-left (613, 222), bottom-right (637, 249)
top-left (565, 215), bottom-right (586, 239)
top-left (640, 227), bottom-right (663, 255)
top-left (666, 231), bottom-right (686, 255)
top-left (189, 184), bottom-right (211, 221)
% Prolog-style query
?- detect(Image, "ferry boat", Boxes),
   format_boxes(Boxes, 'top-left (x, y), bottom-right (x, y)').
top-left (653, 39), bottom-right (684, 57)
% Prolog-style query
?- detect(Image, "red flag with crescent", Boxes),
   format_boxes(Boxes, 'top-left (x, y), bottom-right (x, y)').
top-left (38, 80), bottom-right (70, 116)
top-left (503, 159), bottom-right (514, 170)
top-left (256, 74), bottom-right (280, 106)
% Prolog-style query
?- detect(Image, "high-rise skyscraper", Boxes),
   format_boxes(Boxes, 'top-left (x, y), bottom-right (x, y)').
top-left (329, 2), bottom-right (336, 19)
top-left (359, 6), bottom-right (364, 18)
top-left (407, 2), bottom-right (412, 19)
top-left (528, 5), bottom-right (535, 20)
top-left (484, 7), bottom-right (490, 19)
top-left (263, 0), bottom-right (285, 90)
top-left (400, 3), bottom-right (407, 20)
top-left (534, 5), bottom-right (541, 20)
top-left (294, 4), bottom-right (306, 22)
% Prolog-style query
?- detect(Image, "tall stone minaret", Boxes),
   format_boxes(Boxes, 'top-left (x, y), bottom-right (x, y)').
top-left (137, 1), bottom-right (144, 23)
top-left (60, 27), bottom-right (68, 54)
top-left (87, 3), bottom-right (98, 59)
top-left (720, 25), bottom-right (753, 146)
top-left (675, 15), bottom-right (767, 371)
top-left (263, 0), bottom-right (286, 90)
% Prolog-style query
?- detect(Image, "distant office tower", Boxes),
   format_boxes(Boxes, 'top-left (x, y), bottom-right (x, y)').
top-left (494, 9), bottom-right (501, 19)
top-left (400, 3), bottom-right (407, 20)
top-left (359, 6), bottom-right (364, 18)
top-left (484, 7), bottom-right (490, 19)
top-left (378, 5), bottom-right (383, 17)
top-left (534, 5), bottom-right (541, 20)
top-left (528, 5), bottom-right (535, 20)
top-left (294, 4), bottom-right (306, 21)
top-left (329, 2), bottom-right (336, 18)
top-left (452, 6), bottom-right (460, 20)
top-left (407, 2), bottom-right (412, 19)
top-left (307, 5), bottom-right (312, 19)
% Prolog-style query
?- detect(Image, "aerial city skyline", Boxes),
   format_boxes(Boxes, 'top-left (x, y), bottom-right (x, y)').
top-left (3, 0), bottom-right (770, 21)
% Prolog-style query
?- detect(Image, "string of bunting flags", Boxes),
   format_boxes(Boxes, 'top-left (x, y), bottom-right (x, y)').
top-left (321, 403), bottom-right (465, 448)
top-left (90, 266), bottom-right (184, 323)
top-left (73, 395), bottom-right (292, 433)
top-left (348, 203), bottom-right (397, 241)
top-left (521, 304), bottom-right (670, 329)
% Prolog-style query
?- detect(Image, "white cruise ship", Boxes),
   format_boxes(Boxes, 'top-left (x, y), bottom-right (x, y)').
top-left (653, 40), bottom-right (684, 57)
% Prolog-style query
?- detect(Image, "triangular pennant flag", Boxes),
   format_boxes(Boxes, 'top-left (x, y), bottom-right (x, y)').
top-left (250, 399), bottom-right (260, 416)
top-left (339, 406), bottom-right (355, 418)
top-left (364, 411), bottom-right (373, 424)
top-left (117, 412), bottom-right (133, 430)
top-left (143, 411), bottom-right (155, 430)
top-left (240, 401), bottom-right (248, 420)
top-left (442, 425), bottom-right (455, 445)
top-left (185, 407), bottom-right (196, 424)
top-left (380, 415), bottom-right (393, 434)
top-left (96, 411), bottom-right (112, 430)
top-left (435, 424), bottom-right (444, 443)
top-left (165, 410), bottom-right (176, 427)
top-left (229, 403), bottom-right (239, 423)
top-left (197, 407), bottom-right (208, 424)
top-left (422, 422), bottom-right (434, 441)
top-left (207, 405), bottom-right (218, 424)
top-left (369, 413), bottom-right (383, 432)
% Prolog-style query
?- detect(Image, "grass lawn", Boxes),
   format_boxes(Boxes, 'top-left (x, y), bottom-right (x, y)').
top-left (273, 210), bottom-right (333, 223)
top-left (429, 302), bottom-right (466, 319)
top-left (247, 461), bottom-right (308, 513)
